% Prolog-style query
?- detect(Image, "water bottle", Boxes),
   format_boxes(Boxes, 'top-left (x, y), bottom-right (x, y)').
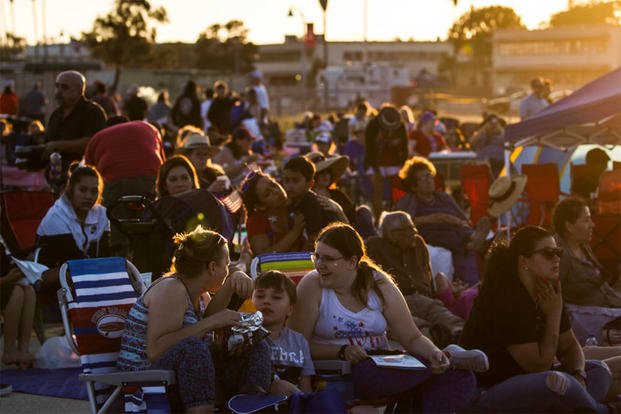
top-left (585, 335), bottom-right (598, 347)
top-left (49, 152), bottom-right (62, 181)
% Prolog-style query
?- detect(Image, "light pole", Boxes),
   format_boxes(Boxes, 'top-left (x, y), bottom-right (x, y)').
top-left (288, 7), bottom-right (307, 111)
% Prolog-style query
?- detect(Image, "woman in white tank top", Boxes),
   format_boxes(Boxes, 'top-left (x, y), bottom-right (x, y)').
top-left (289, 223), bottom-right (477, 412)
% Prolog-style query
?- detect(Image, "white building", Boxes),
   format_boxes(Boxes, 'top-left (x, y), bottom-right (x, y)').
top-left (257, 36), bottom-right (451, 111)
top-left (492, 24), bottom-right (621, 94)
top-left (317, 64), bottom-right (411, 109)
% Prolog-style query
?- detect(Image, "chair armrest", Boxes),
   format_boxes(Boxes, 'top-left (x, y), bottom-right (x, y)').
top-left (79, 369), bottom-right (176, 386)
top-left (314, 360), bottom-right (351, 375)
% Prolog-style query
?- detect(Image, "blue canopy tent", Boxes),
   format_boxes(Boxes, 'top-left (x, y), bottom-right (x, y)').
top-left (500, 68), bottom-right (621, 235)
top-left (505, 67), bottom-right (621, 150)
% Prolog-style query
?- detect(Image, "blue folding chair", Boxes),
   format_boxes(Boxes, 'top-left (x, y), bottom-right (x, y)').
top-left (58, 257), bottom-right (174, 413)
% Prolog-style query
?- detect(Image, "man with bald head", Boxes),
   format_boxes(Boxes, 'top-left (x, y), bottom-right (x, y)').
top-left (44, 70), bottom-right (106, 164)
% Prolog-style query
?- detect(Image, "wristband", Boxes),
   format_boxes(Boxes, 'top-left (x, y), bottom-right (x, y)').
top-left (337, 345), bottom-right (348, 360)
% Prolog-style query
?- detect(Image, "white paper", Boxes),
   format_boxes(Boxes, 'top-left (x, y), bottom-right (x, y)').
top-left (370, 354), bottom-right (427, 370)
top-left (11, 257), bottom-right (48, 285)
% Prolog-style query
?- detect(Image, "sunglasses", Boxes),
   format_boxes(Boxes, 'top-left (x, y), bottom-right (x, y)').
top-left (527, 247), bottom-right (563, 260)
top-left (240, 169), bottom-right (262, 192)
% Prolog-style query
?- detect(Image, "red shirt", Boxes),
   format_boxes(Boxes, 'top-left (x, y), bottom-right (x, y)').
top-left (85, 121), bottom-right (165, 183)
top-left (410, 129), bottom-right (448, 157)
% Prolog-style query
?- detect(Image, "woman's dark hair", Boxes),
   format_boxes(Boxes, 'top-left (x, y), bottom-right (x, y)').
top-left (156, 155), bottom-right (199, 198)
top-left (284, 156), bottom-right (316, 183)
top-left (553, 197), bottom-right (588, 239)
top-left (240, 170), bottom-right (270, 215)
top-left (398, 156), bottom-right (436, 189)
top-left (255, 270), bottom-right (297, 305)
top-left (479, 225), bottom-right (553, 298)
top-left (316, 223), bottom-right (393, 306)
top-left (171, 225), bottom-right (227, 278)
top-left (65, 162), bottom-right (103, 204)
top-left (157, 91), bottom-right (169, 104)
top-left (226, 127), bottom-right (254, 159)
top-left (182, 80), bottom-right (198, 98)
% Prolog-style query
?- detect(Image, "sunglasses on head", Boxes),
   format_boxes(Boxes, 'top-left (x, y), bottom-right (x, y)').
top-left (527, 247), bottom-right (563, 260)
top-left (240, 168), bottom-right (262, 192)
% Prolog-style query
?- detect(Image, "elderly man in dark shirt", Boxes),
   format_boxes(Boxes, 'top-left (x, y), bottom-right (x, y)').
top-left (366, 211), bottom-right (464, 347)
top-left (44, 71), bottom-right (106, 164)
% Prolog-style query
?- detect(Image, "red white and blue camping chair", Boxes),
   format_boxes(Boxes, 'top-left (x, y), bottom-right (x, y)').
top-left (58, 257), bottom-right (174, 414)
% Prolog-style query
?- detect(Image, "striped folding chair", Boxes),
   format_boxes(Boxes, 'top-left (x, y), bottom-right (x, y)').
top-left (57, 257), bottom-right (174, 414)
top-left (249, 251), bottom-right (314, 284)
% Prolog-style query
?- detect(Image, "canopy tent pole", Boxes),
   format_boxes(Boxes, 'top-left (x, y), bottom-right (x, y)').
top-left (504, 142), bottom-right (512, 240)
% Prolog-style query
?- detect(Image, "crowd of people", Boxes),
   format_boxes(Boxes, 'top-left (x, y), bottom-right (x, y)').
top-left (1, 70), bottom-right (620, 413)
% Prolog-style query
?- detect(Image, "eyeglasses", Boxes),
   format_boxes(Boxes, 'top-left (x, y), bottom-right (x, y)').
top-left (527, 247), bottom-right (563, 260)
top-left (310, 252), bottom-right (344, 265)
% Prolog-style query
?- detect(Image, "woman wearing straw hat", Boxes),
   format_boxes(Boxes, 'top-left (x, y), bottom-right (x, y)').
top-left (175, 132), bottom-right (224, 192)
top-left (306, 152), bottom-right (354, 223)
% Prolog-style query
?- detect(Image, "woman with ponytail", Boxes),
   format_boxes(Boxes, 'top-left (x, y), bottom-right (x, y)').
top-left (36, 162), bottom-right (110, 287)
top-left (460, 225), bottom-right (614, 412)
top-left (118, 226), bottom-right (271, 413)
top-left (289, 222), bottom-right (477, 412)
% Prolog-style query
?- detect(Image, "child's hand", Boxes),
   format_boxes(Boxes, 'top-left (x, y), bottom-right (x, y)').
top-left (270, 379), bottom-right (301, 397)
top-left (429, 349), bottom-right (450, 374)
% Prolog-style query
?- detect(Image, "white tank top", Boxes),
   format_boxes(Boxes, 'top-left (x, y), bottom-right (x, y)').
top-left (312, 278), bottom-right (389, 351)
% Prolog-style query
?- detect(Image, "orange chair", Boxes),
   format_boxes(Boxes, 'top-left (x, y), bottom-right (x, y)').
top-left (521, 163), bottom-right (561, 228)
top-left (591, 214), bottom-right (621, 279)
top-left (597, 170), bottom-right (621, 214)
top-left (460, 163), bottom-right (492, 226)
top-left (570, 163), bottom-right (590, 196)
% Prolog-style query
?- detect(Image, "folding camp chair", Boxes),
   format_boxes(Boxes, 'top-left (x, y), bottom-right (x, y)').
top-left (521, 163), bottom-right (562, 228)
top-left (460, 163), bottom-right (492, 226)
top-left (0, 190), bottom-right (54, 258)
top-left (565, 304), bottom-right (621, 346)
top-left (597, 169), bottom-right (621, 214)
top-left (57, 257), bottom-right (174, 414)
top-left (249, 251), bottom-right (315, 284)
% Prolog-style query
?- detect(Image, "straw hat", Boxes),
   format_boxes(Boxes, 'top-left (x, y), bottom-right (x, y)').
top-left (306, 152), bottom-right (349, 183)
top-left (176, 133), bottom-right (220, 157)
top-left (488, 175), bottom-right (528, 217)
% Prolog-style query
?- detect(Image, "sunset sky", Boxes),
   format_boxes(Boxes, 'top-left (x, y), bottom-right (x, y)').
top-left (3, 0), bottom-right (573, 45)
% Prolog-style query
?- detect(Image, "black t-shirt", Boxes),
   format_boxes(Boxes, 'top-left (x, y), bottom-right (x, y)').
top-left (459, 275), bottom-right (571, 387)
top-left (291, 190), bottom-right (349, 236)
top-left (46, 97), bottom-right (107, 162)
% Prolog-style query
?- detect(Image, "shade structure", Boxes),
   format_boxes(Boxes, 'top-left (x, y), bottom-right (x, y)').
top-left (505, 67), bottom-right (621, 149)
top-left (506, 144), bottom-right (621, 194)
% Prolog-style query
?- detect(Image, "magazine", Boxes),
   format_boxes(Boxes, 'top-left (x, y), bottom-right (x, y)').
top-left (370, 354), bottom-right (427, 370)
top-left (11, 257), bottom-right (48, 285)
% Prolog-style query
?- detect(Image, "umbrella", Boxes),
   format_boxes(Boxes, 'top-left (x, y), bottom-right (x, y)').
top-left (505, 68), bottom-right (621, 148)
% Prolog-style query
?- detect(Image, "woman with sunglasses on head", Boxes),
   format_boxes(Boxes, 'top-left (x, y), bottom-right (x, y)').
top-left (460, 225), bottom-right (614, 412)
top-left (289, 223), bottom-right (478, 412)
top-left (240, 171), bottom-right (306, 256)
top-left (118, 226), bottom-right (271, 413)
top-left (553, 197), bottom-right (621, 308)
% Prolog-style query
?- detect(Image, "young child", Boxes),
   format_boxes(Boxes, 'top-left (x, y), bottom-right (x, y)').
top-left (281, 156), bottom-right (349, 246)
top-left (252, 270), bottom-right (315, 396)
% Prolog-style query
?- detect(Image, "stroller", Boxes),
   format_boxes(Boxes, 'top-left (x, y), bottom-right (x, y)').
top-left (107, 189), bottom-right (236, 280)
